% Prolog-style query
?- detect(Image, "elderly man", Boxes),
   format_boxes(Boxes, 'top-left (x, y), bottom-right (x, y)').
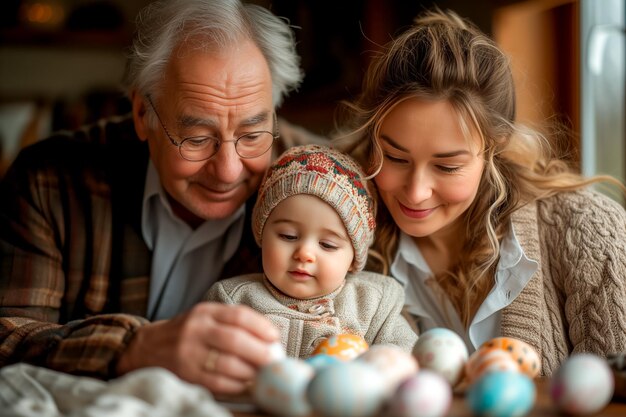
top-left (0, 0), bottom-right (317, 394)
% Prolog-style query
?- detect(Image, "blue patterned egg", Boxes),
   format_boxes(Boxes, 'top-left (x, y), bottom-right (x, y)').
top-left (253, 357), bottom-right (315, 417)
top-left (307, 361), bottom-right (386, 417)
top-left (466, 371), bottom-right (535, 417)
top-left (306, 353), bottom-right (341, 371)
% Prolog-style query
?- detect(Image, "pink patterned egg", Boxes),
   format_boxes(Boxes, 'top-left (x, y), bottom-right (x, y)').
top-left (550, 353), bottom-right (614, 415)
top-left (357, 345), bottom-right (419, 396)
top-left (389, 370), bottom-right (452, 417)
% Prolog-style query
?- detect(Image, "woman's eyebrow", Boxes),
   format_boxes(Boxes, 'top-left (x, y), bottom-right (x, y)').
top-left (380, 134), bottom-right (471, 158)
top-left (380, 135), bottom-right (409, 152)
top-left (433, 150), bottom-right (471, 158)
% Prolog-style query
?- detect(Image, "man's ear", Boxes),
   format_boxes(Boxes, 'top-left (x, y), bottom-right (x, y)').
top-left (131, 90), bottom-right (149, 142)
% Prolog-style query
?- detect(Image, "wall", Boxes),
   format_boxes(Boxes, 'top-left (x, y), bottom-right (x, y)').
top-left (2, 0), bottom-right (584, 178)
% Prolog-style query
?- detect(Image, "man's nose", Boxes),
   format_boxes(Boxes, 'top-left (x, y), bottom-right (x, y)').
top-left (206, 142), bottom-right (243, 183)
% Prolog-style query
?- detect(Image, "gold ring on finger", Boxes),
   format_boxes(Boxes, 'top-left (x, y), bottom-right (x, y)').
top-left (203, 348), bottom-right (220, 372)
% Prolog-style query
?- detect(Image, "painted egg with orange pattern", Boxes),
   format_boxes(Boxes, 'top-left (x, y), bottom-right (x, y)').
top-left (465, 348), bottom-right (521, 383)
top-left (312, 334), bottom-right (369, 361)
top-left (475, 337), bottom-right (541, 378)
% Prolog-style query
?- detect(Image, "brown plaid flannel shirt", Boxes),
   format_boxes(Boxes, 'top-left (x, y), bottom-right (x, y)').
top-left (0, 116), bottom-right (265, 379)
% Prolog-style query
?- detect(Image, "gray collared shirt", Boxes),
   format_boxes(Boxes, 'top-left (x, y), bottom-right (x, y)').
top-left (391, 223), bottom-right (538, 354)
top-left (141, 161), bottom-right (245, 320)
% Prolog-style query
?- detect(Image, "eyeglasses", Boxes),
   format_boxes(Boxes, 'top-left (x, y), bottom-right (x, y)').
top-left (146, 96), bottom-right (279, 162)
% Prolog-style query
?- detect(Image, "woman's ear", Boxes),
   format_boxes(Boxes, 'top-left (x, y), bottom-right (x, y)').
top-left (131, 90), bottom-right (149, 142)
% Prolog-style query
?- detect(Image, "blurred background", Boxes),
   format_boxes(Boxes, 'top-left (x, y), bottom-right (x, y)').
top-left (0, 0), bottom-right (624, 204)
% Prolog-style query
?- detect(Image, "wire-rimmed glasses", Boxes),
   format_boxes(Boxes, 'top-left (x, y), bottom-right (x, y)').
top-left (146, 96), bottom-right (278, 162)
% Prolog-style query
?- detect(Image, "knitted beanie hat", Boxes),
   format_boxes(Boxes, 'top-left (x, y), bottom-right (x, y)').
top-left (252, 144), bottom-right (375, 271)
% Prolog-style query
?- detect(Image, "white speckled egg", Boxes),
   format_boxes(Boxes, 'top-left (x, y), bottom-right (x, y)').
top-left (413, 328), bottom-right (468, 386)
top-left (357, 345), bottom-right (419, 397)
top-left (307, 361), bottom-right (386, 417)
top-left (550, 353), bottom-right (614, 415)
top-left (389, 370), bottom-right (452, 417)
top-left (253, 357), bottom-right (315, 417)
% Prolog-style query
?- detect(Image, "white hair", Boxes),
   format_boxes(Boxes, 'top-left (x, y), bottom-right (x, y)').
top-left (123, 0), bottom-right (302, 107)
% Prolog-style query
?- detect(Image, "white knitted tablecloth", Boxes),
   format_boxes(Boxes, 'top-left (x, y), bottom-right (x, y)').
top-left (0, 363), bottom-right (232, 417)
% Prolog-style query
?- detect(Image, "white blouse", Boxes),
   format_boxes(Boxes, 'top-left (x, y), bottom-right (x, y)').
top-left (390, 224), bottom-right (538, 354)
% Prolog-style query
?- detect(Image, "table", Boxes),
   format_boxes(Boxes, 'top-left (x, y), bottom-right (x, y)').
top-left (220, 378), bottom-right (626, 417)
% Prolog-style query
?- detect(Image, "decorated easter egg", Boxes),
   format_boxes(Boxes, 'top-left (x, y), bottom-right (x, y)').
top-left (550, 353), bottom-right (614, 415)
top-left (413, 328), bottom-right (468, 386)
top-left (475, 337), bottom-right (541, 378)
top-left (357, 345), bottom-right (419, 396)
top-left (305, 353), bottom-right (341, 371)
top-left (466, 348), bottom-right (522, 384)
top-left (389, 370), bottom-right (452, 417)
top-left (253, 357), bottom-right (315, 417)
top-left (312, 334), bottom-right (369, 361)
top-left (307, 361), bottom-right (386, 417)
top-left (466, 371), bottom-right (536, 417)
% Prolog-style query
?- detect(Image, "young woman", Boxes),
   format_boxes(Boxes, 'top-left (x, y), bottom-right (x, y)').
top-left (336, 9), bottom-right (626, 375)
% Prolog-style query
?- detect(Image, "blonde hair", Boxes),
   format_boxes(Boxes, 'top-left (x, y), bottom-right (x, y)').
top-left (335, 9), bottom-right (625, 327)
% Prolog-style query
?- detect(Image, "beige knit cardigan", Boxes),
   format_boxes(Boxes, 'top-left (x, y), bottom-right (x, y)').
top-left (205, 272), bottom-right (418, 358)
top-left (503, 190), bottom-right (626, 376)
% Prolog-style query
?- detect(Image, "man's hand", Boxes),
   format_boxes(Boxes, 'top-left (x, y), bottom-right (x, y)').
top-left (115, 302), bottom-right (280, 394)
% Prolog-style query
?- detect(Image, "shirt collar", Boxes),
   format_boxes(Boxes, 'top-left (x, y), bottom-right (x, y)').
top-left (391, 232), bottom-right (431, 287)
top-left (493, 220), bottom-right (538, 287)
top-left (141, 160), bottom-right (245, 250)
top-left (141, 161), bottom-right (163, 249)
top-left (498, 222), bottom-right (524, 269)
top-left (389, 222), bottom-right (538, 348)
top-left (143, 159), bottom-right (162, 204)
top-left (390, 220), bottom-right (537, 284)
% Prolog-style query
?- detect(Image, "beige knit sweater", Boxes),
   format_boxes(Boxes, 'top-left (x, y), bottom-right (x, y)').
top-left (503, 190), bottom-right (626, 376)
top-left (205, 272), bottom-right (417, 358)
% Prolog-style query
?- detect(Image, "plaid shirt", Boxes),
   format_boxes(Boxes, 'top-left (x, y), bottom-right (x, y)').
top-left (0, 115), bottom-right (265, 379)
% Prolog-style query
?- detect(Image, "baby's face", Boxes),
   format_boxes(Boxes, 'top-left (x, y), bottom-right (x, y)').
top-left (261, 194), bottom-right (354, 299)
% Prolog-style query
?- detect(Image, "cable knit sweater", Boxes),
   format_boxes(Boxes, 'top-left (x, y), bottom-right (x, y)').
top-left (503, 190), bottom-right (626, 376)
